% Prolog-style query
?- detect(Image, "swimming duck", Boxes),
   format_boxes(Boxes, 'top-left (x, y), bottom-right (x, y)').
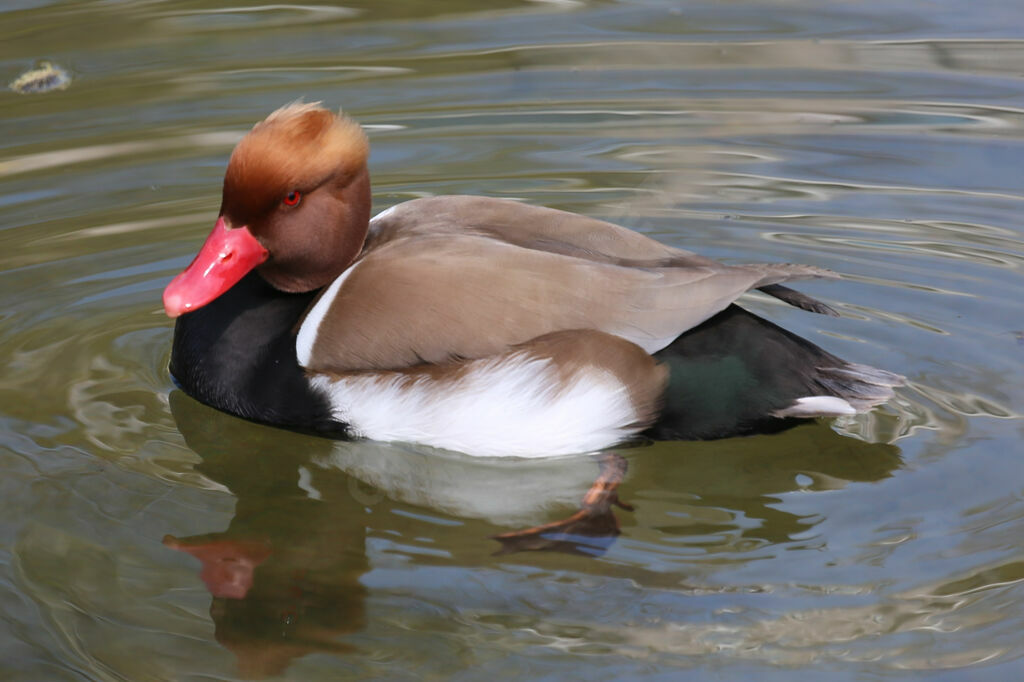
top-left (164, 102), bottom-right (901, 457)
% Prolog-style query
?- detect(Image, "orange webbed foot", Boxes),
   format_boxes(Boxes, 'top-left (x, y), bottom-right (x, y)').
top-left (491, 453), bottom-right (632, 556)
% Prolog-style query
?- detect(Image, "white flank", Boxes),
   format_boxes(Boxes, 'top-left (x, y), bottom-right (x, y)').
top-left (295, 265), bottom-right (357, 368)
top-left (308, 354), bottom-right (641, 458)
top-left (775, 395), bottom-right (857, 418)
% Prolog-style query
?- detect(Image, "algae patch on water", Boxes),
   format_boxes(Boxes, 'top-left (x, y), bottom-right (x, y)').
top-left (10, 62), bottom-right (71, 94)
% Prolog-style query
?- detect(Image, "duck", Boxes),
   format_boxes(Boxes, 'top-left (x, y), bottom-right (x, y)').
top-left (163, 102), bottom-right (902, 457)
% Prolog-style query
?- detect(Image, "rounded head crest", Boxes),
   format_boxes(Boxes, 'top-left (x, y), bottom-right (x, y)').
top-left (223, 102), bottom-right (368, 222)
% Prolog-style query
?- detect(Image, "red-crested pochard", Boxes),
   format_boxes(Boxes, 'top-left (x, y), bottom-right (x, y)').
top-left (163, 103), bottom-right (901, 457)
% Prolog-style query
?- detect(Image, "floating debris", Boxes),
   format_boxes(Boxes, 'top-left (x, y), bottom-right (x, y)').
top-left (9, 61), bottom-right (71, 94)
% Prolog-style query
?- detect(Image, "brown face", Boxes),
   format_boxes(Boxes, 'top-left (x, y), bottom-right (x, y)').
top-left (162, 104), bottom-right (372, 317)
top-left (223, 164), bottom-right (372, 293)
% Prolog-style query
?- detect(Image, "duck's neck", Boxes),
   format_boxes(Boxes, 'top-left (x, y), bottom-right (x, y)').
top-left (169, 271), bottom-right (344, 434)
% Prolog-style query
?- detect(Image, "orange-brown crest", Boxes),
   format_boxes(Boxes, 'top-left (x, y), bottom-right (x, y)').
top-left (222, 102), bottom-right (369, 223)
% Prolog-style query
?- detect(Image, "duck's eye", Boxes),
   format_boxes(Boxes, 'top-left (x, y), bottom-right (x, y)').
top-left (283, 190), bottom-right (302, 207)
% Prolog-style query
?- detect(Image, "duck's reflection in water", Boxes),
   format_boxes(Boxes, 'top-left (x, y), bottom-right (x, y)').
top-left (165, 390), bottom-right (902, 677)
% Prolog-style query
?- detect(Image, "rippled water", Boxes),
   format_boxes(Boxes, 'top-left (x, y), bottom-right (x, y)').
top-left (3, 1), bottom-right (1024, 679)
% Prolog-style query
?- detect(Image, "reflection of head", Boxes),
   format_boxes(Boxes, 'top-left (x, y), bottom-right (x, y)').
top-left (165, 530), bottom-right (366, 679)
top-left (167, 392), bottom-right (369, 679)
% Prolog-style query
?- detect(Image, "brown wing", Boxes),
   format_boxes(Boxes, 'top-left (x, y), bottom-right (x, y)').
top-left (370, 196), bottom-right (839, 314)
top-left (367, 195), bottom-right (719, 268)
top-left (305, 218), bottom-right (831, 372)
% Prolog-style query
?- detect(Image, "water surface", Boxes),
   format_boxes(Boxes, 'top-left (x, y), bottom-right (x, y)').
top-left (2, 0), bottom-right (1024, 679)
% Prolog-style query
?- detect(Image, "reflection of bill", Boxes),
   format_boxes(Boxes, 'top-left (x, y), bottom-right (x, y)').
top-left (163, 536), bottom-right (272, 600)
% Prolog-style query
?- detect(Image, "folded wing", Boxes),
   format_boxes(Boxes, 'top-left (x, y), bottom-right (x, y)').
top-left (299, 197), bottom-right (835, 372)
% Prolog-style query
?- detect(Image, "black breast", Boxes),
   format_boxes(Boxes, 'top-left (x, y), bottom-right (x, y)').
top-left (169, 272), bottom-right (343, 434)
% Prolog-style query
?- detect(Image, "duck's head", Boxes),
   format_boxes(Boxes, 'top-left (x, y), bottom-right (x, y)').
top-left (163, 103), bottom-right (371, 317)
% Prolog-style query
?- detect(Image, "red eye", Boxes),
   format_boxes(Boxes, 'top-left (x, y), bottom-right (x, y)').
top-left (283, 190), bottom-right (302, 207)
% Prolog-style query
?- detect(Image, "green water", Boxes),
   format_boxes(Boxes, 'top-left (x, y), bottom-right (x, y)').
top-left (3, 1), bottom-right (1024, 679)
